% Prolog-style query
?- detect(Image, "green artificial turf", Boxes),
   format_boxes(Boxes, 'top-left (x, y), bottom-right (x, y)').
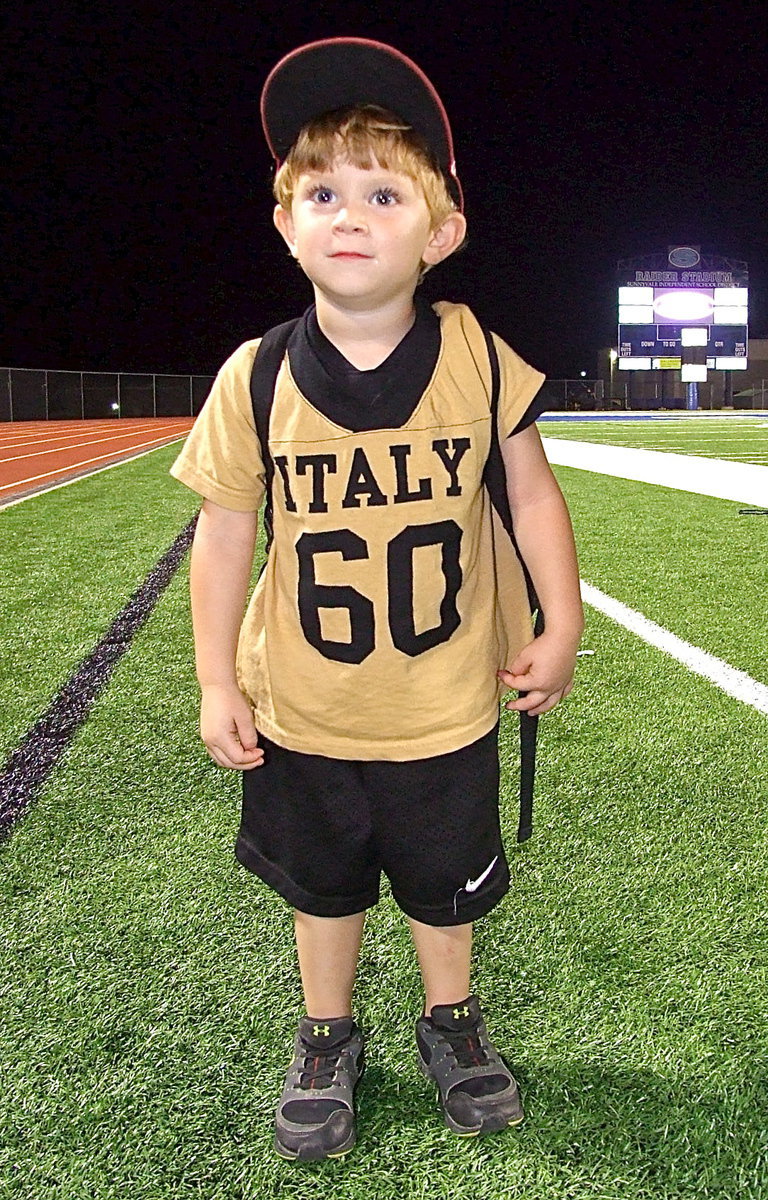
top-left (2, 444), bottom-right (767, 1199)
top-left (0, 444), bottom-right (199, 757)
top-left (553, 466), bottom-right (768, 686)
top-left (2, 559), bottom-right (766, 1199)
top-left (541, 416), bottom-right (768, 465)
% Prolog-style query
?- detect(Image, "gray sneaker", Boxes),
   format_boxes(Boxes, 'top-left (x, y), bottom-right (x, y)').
top-left (416, 996), bottom-right (524, 1135)
top-left (274, 1016), bottom-right (365, 1161)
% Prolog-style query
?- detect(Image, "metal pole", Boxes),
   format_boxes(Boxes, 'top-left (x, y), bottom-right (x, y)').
top-left (8, 368), bottom-right (12, 422)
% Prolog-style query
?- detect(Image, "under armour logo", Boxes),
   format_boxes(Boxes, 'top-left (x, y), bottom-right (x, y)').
top-left (453, 1006), bottom-right (470, 1020)
top-left (313, 1024), bottom-right (331, 1038)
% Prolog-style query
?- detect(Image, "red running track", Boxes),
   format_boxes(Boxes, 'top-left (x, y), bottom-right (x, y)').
top-left (0, 418), bottom-right (194, 504)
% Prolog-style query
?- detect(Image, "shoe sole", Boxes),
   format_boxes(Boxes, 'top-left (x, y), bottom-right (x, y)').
top-left (418, 1056), bottom-right (525, 1136)
top-left (274, 1130), bottom-right (356, 1161)
top-left (274, 1058), bottom-right (364, 1161)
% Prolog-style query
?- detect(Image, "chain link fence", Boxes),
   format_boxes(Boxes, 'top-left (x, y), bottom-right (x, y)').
top-left (604, 379), bottom-right (768, 411)
top-left (537, 379), bottom-right (606, 411)
top-left (3, 368), bottom-right (764, 421)
top-left (546, 378), bottom-right (768, 411)
top-left (0, 368), bottom-right (216, 422)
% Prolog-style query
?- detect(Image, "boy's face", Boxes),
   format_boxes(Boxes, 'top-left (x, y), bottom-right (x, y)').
top-left (274, 156), bottom-right (465, 311)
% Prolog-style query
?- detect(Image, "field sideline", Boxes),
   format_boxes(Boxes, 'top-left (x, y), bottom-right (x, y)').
top-left (541, 412), bottom-right (768, 463)
top-left (1, 417), bottom-right (766, 1200)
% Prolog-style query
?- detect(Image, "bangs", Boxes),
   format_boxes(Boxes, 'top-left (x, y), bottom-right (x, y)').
top-left (274, 105), bottom-right (456, 225)
top-left (289, 108), bottom-right (435, 178)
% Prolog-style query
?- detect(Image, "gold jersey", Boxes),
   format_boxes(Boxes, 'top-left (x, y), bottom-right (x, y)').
top-left (171, 302), bottom-right (545, 760)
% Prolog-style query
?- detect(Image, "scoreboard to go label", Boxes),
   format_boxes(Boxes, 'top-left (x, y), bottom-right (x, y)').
top-left (617, 284), bottom-right (748, 371)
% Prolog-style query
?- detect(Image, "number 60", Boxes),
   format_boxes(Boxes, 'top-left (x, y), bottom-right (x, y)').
top-left (296, 520), bottom-right (463, 664)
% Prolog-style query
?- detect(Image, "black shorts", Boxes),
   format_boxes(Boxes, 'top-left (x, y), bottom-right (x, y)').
top-left (235, 722), bottom-right (509, 926)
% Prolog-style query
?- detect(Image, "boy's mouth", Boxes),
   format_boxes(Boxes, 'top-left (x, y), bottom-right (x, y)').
top-left (330, 252), bottom-right (372, 259)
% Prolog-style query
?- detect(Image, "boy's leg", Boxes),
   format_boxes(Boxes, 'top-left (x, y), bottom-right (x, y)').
top-left (408, 915), bottom-right (523, 1136)
top-left (406, 917), bottom-right (472, 1013)
top-left (275, 910), bottom-right (367, 1161)
top-left (294, 909), bottom-right (366, 1017)
top-left (235, 743), bottom-right (376, 1160)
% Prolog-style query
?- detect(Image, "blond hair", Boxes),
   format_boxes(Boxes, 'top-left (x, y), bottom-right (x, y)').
top-left (273, 105), bottom-right (461, 239)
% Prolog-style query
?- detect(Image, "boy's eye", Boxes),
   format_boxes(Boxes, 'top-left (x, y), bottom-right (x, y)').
top-left (371, 187), bottom-right (398, 206)
top-left (309, 186), bottom-right (335, 203)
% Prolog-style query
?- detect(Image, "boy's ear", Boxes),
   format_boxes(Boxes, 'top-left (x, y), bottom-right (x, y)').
top-left (273, 204), bottom-right (299, 257)
top-left (422, 212), bottom-right (467, 266)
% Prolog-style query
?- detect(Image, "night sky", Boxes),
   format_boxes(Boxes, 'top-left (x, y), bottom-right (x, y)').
top-left (6, 0), bottom-right (767, 379)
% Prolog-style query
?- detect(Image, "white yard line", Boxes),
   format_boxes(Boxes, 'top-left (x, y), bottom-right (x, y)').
top-left (543, 438), bottom-right (768, 506)
top-left (582, 583), bottom-right (768, 715)
top-left (603, 436), bottom-right (768, 444)
top-left (542, 436), bottom-right (768, 711)
top-left (4, 423), bottom-right (765, 713)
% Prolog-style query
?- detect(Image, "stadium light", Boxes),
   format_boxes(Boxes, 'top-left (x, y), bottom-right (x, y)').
top-left (653, 291), bottom-right (714, 322)
top-left (681, 328), bottom-right (708, 346)
top-left (619, 286), bottom-right (653, 304)
top-left (713, 306), bottom-right (749, 324)
top-left (681, 364), bottom-right (707, 382)
top-left (715, 357), bottom-right (748, 370)
top-left (714, 288), bottom-right (748, 305)
top-left (619, 304), bottom-right (654, 324)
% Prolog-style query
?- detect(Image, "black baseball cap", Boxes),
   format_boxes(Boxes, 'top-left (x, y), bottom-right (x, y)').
top-left (260, 37), bottom-right (463, 209)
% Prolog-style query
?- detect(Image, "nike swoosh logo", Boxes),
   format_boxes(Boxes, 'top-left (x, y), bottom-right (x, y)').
top-left (464, 856), bottom-right (499, 893)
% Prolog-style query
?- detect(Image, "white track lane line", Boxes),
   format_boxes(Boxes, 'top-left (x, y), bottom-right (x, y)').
top-left (543, 438), bottom-right (768, 506)
top-left (582, 582), bottom-right (768, 715)
top-left (0, 421), bottom-right (189, 454)
top-left (4, 427), bottom-right (765, 718)
top-left (0, 424), bottom-right (190, 463)
top-left (0, 436), bottom-right (188, 507)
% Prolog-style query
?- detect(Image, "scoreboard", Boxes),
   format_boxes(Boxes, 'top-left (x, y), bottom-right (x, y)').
top-left (616, 248), bottom-right (749, 376)
top-left (618, 285), bottom-right (748, 371)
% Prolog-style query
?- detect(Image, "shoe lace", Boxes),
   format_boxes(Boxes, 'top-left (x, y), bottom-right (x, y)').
top-left (298, 1045), bottom-right (343, 1090)
top-left (442, 1028), bottom-right (490, 1069)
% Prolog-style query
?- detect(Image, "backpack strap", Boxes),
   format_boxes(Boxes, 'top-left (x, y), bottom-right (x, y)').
top-left (481, 328), bottom-right (543, 844)
top-left (249, 316), bottom-right (541, 843)
top-left (249, 318), bottom-right (300, 554)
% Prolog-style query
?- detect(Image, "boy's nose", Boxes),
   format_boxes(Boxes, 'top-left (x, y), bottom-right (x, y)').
top-left (332, 206), bottom-right (368, 234)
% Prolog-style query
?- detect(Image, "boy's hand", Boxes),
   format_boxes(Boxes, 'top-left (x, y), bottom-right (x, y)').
top-left (199, 684), bottom-right (265, 770)
top-left (498, 633), bottom-right (578, 716)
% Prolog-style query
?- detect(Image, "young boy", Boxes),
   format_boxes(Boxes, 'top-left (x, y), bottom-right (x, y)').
top-left (171, 38), bottom-right (583, 1161)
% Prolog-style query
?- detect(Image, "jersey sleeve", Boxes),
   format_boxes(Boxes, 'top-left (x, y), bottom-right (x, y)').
top-left (170, 339), bottom-right (266, 511)
top-left (490, 333), bottom-right (546, 440)
top-left (509, 386), bottom-right (549, 434)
